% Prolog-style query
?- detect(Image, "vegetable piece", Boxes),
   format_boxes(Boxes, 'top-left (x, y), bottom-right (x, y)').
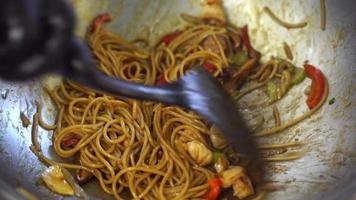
top-left (328, 97), bottom-right (335, 105)
top-left (304, 64), bottom-right (326, 109)
top-left (205, 178), bottom-right (222, 200)
top-left (241, 26), bottom-right (253, 53)
top-left (61, 137), bottom-right (80, 149)
top-left (241, 26), bottom-right (261, 59)
top-left (42, 166), bottom-right (74, 196)
top-left (228, 31), bottom-right (242, 49)
top-left (213, 151), bottom-right (224, 163)
top-left (231, 51), bottom-right (249, 66)
top-left (187, 140), bottom-right (213, 166)
top-left (215, 157), bottom-right (229, 174)
top-left (213, 152), bottom-right (229, 173)
top-left (156, 74), bottom-right (167, 85)
top-left (203, 63), bottom-right (217, 74)
top-left (91, 13), bottom-right (112, 33)
top-left (220, 166), bottom-right (254, 199)
top-left (292, 67), bottom-right (306, 85)
top-left (277, 59), bottom-right (295, 73)
top-left (162, 31), bottom-right (182, 45)
top-left (209, 126), bottom-right (228, 149)
top-left (241, 25), bottom-right (261, 59)
top-left (277, 70), bottom-right (292, 99)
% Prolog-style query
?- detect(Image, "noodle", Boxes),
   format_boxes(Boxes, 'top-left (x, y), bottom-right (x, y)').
top-left (283, 42), bottom-right (293, 61)
top-left (258, 141), bottom-right (303, 150)
top-left (32, 6), bottom-right (328, 199)
top-left (31, 113), bottom-right (41, 153)
top-left (30, 112), bottom-right (92, 172)
top-left (272, 105), bottom-right (281, 127)
top-left (36, 102), bottom-right (57, 130)
top-left (41, 42), bottom-right (213, 199)
top-left (263, 151), bottom-right (304, 162)
top-left (232, 81), bottom-right (266, 101)
top-left (254, 80), bottom-right (329, 137)
top-left (320, 0), bottom-right (326, 30)
top-left (264, 7), bottom-right (308, 29)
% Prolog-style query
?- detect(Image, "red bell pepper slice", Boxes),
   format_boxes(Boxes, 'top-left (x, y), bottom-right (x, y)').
top-left (162, 31), bottom-right (182, 45)
top-left (61, 137), bottom-right (80, 149)
top-left (203, 63), bottom-right (217, 74)
top-left (205, 177), bottom-right (222, 200)
top-left (156, 74), bottom-right (167, 85)
top-left (304, 64), bottom-right (326, 109)
top-left (241, 25), bottom-right (255, 55)
top-left (91, 13), bottom-right (112, 33)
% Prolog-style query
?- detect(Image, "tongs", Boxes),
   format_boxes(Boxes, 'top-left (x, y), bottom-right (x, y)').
top-left (0, 0), bottom-right (261, 170)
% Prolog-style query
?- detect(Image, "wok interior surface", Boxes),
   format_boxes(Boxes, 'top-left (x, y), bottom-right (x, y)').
top-left (0, 0), bottom-right (355, 199)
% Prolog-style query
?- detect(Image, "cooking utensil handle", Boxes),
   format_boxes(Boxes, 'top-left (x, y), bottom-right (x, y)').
top-left (0, 0), bottom-right (187, 108)
top-left (0, 0), bottom-right (75, 80)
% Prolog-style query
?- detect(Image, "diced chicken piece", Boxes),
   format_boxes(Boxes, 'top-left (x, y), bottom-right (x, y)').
top-left (220, 166), bottom-right (254, 199)
top-left (214, 156), bottom-right (229, 173)
top-left (201, 0), bottom-right (227, 25)
top-left (220, 166), bottom-right (241, 188)
top-left (76, 169), bottom-right (94, 186)
top-left (209, 126), bottom-right (228, 149)
top-left (187, 140), bottom-right (213, 166)
top-left (42, 166), bottom-right (74, 196)
top-left (232, 176), bottom-right (255, 199)
top-left (203, 35), bottom-right (227, 55)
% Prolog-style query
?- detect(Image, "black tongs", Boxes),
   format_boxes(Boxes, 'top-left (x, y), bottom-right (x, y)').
top-left (0, 0), bottom-right (261, 170)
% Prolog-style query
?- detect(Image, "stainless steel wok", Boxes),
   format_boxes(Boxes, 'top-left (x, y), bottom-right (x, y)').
top-left (0, 0), bottom-right (355, 199)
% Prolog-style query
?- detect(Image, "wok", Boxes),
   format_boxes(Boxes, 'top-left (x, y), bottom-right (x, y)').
top-left (0, 0), bottom-right (355, 199)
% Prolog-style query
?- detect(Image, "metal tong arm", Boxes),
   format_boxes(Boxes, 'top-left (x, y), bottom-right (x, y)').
top-left (92, 73), bottom-right (184, 105)
top-left (68, 40), bottom-right (188, 109)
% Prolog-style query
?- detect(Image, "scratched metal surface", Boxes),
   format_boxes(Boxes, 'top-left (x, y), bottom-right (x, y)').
top-left (0, 0), bottom-right (355, 199)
